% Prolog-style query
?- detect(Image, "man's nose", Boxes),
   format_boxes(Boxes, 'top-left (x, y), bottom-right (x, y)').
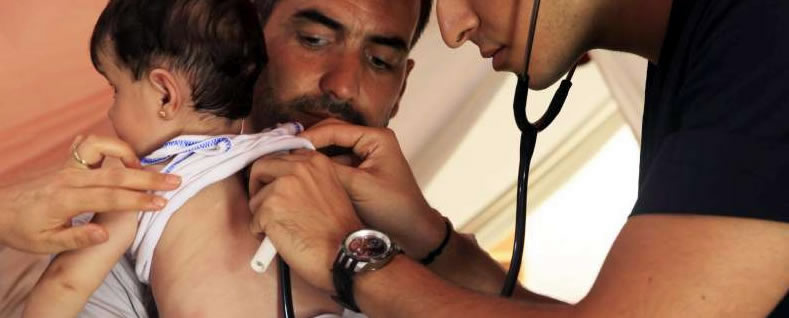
top-left (320, 53), bottom-right (361, 103)
top-left (437, 0), bottom-right (479, 49)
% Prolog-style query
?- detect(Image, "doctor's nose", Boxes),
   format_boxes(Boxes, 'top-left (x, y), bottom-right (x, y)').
top-left (437, 0), bottom-right (479, 48)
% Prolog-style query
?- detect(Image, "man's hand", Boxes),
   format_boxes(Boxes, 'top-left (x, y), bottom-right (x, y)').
top-left (300, 120), bottom-right (542, 298)
top-left (248, 148), bottom-right (364, 292)
top-left (299, 119), bottom-right (447, 259)
top-left (0, 135), bottom-right (181, 254)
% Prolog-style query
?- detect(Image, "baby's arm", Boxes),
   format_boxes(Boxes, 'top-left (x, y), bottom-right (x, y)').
top-left (24, 211), bottom-right (138, 318)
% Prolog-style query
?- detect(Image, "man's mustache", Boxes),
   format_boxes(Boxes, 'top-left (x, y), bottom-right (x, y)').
top-left (289, 94), bottom-right (367, 126)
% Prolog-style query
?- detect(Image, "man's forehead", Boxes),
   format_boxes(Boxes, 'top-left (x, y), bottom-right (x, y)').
top-left (275, 0), bottom-right (421, 47)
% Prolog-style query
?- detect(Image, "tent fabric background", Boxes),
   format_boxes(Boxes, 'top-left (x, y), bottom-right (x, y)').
top-left (0, 1), bottom-right (111, 179)
top-left (0, 2), bottom-right (109, 316)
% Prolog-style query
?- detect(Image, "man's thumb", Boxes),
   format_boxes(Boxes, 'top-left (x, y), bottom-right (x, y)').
top-left (333, 163), bottom-right (367, 194)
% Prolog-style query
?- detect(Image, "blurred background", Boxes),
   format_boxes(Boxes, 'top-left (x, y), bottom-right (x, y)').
top-left (0, 1), bottom-right (650, 315)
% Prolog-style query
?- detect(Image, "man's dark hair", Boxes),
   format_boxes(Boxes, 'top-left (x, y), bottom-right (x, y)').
top-left (90, 0), bottom-right (265, 119)
top-left (255, 0), bottom-right (433, 47)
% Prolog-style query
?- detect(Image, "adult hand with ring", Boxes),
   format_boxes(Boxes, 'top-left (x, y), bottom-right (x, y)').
top-left (0, 135), bottom-right (182, 254)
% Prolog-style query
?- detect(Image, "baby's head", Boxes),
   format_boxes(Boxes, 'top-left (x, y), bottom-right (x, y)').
top-left (90, 0), bottom-right (265, 155)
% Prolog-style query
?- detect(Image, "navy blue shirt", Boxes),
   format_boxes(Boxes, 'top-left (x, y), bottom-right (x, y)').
top-left (632, 0), bottom-right (788, 316)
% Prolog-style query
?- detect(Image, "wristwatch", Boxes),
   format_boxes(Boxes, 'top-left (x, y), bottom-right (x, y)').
top-left (332, 229), bottom-right (401, 312)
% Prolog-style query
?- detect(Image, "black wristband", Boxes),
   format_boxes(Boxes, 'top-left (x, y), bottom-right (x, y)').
top-left (331, 252), bottom-right (361, 312)
top-left (419, 218), bottom-right (453, 265)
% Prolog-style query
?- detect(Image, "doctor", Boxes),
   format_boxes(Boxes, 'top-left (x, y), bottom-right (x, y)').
top-left (249, 0), bottom-right (788, 317)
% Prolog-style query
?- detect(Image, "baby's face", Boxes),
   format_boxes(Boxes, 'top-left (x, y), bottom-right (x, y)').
top-left (97, 54), bottom-right (172, 156)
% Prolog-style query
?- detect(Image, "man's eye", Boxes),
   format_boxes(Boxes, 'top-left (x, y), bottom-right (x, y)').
top-left (368, 55), bottom-right (393, 71)
top-left (299, 35), bottom-right (329, 48)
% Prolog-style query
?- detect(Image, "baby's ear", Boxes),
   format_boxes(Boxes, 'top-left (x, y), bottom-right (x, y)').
top-left (148, 69), bottom-right (182, 119)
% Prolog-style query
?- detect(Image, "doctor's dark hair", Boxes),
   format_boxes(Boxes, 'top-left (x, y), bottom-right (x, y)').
top-left (255, 0), bottom-right (433, 47)
top-left (90, 0), bottom-right (265, 120)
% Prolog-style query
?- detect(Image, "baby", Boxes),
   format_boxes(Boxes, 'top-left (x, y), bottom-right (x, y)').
top-left (24, 0), bottom-right (342, 317)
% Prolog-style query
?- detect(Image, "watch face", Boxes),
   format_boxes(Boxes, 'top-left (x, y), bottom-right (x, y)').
top-left (344, 230), bottom-right (392, 262)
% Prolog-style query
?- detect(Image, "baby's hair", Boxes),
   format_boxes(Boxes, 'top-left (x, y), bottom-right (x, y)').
top-left (90, 0), bottom-right (265, 119)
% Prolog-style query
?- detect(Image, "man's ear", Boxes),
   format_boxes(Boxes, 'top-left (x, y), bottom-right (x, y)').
top-left (390, 59), bottom-right (416, 120)
top-left (148, 69), bottom-right (182, 119)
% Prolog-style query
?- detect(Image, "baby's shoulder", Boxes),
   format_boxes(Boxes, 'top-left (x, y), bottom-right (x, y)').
top-left (178, 173), bottom-right (249, 214)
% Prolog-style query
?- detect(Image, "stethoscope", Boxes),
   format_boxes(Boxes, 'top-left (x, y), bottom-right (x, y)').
top-left (276, 0), bottom-right (579, 314)
top-left (501, 0), bottom-right (578, 296)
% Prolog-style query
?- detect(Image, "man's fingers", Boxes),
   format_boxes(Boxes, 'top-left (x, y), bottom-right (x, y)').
top-left (48, 223), bottom-right (109, 252)
top-left (332, 163), bottom-right (367, 193)
top-left (248, 198), bottom-right (266, 235)
top-left (309, 118), bottom-right (351, 129)
top-left (299, 123), bottom-right (367, 150)
top-left (248, 157), bottom-right (303, 196)
top-left (329, 154), bottom-right (358, 166)
top-left (59, 188), bottom-right (167, 216)
top-left (248, 185), bottom-right (276, 234)
top-left (300, 123), bottom-right (396, 161)
top-left (67, 167), bottom-right (181, 191)
top-left (248, 180), bottom-right (272, 217)
top-left (249, 152), bottom-right (329, 196)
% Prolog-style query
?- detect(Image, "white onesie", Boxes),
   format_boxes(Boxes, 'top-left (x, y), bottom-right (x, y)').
top-left (128, 123), bottom-right (314, 284)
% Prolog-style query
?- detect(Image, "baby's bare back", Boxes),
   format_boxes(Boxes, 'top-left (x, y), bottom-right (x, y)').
top-left (150, 174), bottom-right (341, 317)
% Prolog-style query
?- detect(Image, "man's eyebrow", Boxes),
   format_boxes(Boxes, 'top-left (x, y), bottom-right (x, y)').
top-left (292, 9), bottom-right (343, 31)
top-left (368, 35), bottom-right (409, 53)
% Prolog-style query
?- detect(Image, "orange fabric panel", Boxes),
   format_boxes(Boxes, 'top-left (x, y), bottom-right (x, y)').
top-left (0, 0), bottom-right (110, 176)
top-left (0, 2), bottom-right (111, 316)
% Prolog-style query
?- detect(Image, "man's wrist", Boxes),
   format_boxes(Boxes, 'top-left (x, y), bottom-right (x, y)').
top-left (419, 217), bottom-right (453, 265)
top-left (353, 253), bottom-right (410, 311)
top-left (396, 208), bottom-right (447, 259)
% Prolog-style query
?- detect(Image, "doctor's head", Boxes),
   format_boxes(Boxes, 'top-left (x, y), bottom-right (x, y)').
top-left (435, 0), bottom-right (596, 89)
top-left (250, 0), bottom-right (433, 131)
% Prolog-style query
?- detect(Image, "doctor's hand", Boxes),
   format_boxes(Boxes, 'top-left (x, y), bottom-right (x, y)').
top-left (248, 148), bottom-right (364, 292)
top-left (0, 135), bottom-right (181, 254)
top-left (299, 120), bottom-right (447, 260)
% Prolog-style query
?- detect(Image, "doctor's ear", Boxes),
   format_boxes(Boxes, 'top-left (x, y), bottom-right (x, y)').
top-left (148, 69), bottom-right (182, 119)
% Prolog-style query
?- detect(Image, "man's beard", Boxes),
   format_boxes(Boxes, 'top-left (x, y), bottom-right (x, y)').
top-left (251, 78), bottom-right (368, 131)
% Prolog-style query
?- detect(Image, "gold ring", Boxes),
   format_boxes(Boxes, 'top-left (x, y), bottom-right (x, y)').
top-left (71, 143), bottom-right (91, 168)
